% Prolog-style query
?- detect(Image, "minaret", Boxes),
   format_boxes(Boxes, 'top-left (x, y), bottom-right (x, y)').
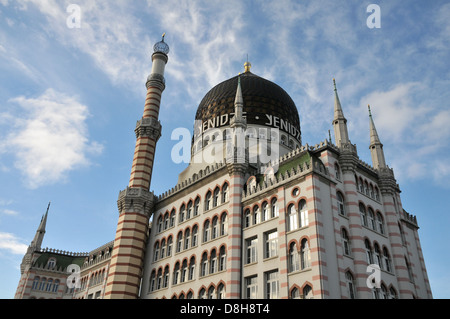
top-left (225, 69), bottom-right (248, 298)
top-left (368, 105), bottom-right (386, 169)
top-left (104, 35), bottom-right (169, 299)
top-left (332, 79), bottom-right (350, 148)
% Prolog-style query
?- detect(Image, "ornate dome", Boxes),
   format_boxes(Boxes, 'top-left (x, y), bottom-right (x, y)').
top-left (194, 70), bottom-right (301, 143)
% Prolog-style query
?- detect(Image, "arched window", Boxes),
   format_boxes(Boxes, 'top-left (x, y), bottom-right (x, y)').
top-left (299, 199), bottom-right (308, 228)
top-left (288, 204), bottom-right (298, 231)
top-left (194, 197), bottom-right (200, 216)
top-left (187, 201), bottom-right (192, 220)
top-left (208, 285), bottom-right (215, 299)
top-left (222, 183), bottom-right (229, 203)
top-left (337, 192), bottom-right (346, 216)
top-left (359, 178), bottom-right (364, 193)
top-left (262, 201), bottom-right (269, 221)
top-left (346, 272), bottom-right (356, 299)
top-left (376, 212), bottom-right (385, 234)
top-left (184, 228), bottom-right (191, 250)
top-left (157, 215), bottom-right (163, 232)
top-left (192, 225), bottom-right (198, 247)
top-left (45, 278), bottom-right (53, 292)
top-left (383, 247), bottom-right (392, 272)
top-left (300, 238), bottom-right (311, 269)
top-left (291, 287), bottom-right (300, 299)
top-left (405, 257), bottom-right (414, 282)
top-left (189, 257), bottom-right (196, 280)
top-left (289, 242), bottom-right (299, 272)
top-left (368, 208), bottom-right (376, 230)
top-left (212, 216), bottom-right (219, 239)
top-left (341, 228), bottom-right (351, 256)
top-left (203, 220), bottom-right (210, 242)
top-left (179, 204), bottom-right (186, 223)
top-left (335, 163), bottom-right (341, 180)
top-left (220, 212), bottom-right (228, 236)
top-left (149, 270), bottom-right (156, 292)
top-left (52, 279), bottom-right (60, 293)
top-left (153, 242), bottom-right (160, 261)
top-left (170, 209), bottom-right (176, 227)
top-left (210, 249), bottom-right (217, 274)
top-left (364, 181), bottom-right (369, 196)
top-left (388, 287), bottom-right (398, 299)
top-left (271, 198), bottom-right (278, 218)
top-left (380, 284), bottom-right (388, 299)
top-left (39, 277), bottom-right (47, 291)
top-left (167, 236), bottom-right (173, 256)
top-left (163, 212), bottom-right (169, 230)
top-left (157, 268), bottom-right (163, 290)
top-left (181, 260), bottom-right (188, 283)
top-left (213, 187), bottom-right (220, 207)
top-left (177, 232), bottom-right (183, 253)
top-left (217, 283), bottom-right (225, 299)
top-left (253, 205), bottom-right (260, 225)
top-left (360, 204), bottom-right (367, 226)
top-left (374, 244), bottom-right (382, 267)
top-left (219, 246), bottom-right (227, 271)
top-left (201, 253), bottom-right (208, 277)
top-left (173, 262), bottom-right (180, 285)
top-left (199, 288), bottom-right (206, 299)
top-left (205, 191), bottom-right (212, 211)
top-left (160, 238), bottom-right (166, 258)
top-left (365, 239), bottom-right (373, 264)
top-left (32, 276), bottom-right (40, 290)
top-left (163, 266), bottom-right (170, 288)
top-left (244, 209), bottom-right (251, 228)
top-left (303, 285), bottom-right (313, 299)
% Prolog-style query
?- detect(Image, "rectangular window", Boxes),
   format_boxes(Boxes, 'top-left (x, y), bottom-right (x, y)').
top-left (246, 276), bottom-right (258, 299)
top-left (265, 270), bottom-right (279, 299)
top-left (265, 230), bottom-right (278, 259)
top-left (246, 237), bottom-right (258, 264)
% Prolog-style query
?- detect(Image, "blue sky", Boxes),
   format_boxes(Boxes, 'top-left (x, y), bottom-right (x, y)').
top-left (0, 0), bottom-right (449, 299)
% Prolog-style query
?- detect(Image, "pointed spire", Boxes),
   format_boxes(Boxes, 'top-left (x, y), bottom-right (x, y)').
top-left (368, 105), bottom-right (381, 145)
top-left (235, 76), bottom-right (244, 107)
top-left (332, 78), bottom-right (350, 148)
top-left (30, 202), bottom-right (50, 251)
top-left (367, 105), bottom-right (386, 169)
top-left (333, 78), bottom-right (345, 121)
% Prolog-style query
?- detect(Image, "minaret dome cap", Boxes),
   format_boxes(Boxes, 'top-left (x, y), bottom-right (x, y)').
top-left (153, 33), bottom-right (170, 55)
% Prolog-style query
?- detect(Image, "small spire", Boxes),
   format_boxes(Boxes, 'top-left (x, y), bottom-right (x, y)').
top-left (368, 104), bottom-right (381, 145)
top-left (235, 75), bottom-right (244, 106)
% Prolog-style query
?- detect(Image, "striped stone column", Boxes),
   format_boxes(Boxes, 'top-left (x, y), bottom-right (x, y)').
top-left (225, 164), bottom-right (246, 298)
top-left (104, 37), bottom-right (168, 299)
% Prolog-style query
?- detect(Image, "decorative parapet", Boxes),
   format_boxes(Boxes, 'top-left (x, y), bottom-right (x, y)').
top-left (402, 209), bottom-right (419, 228)
top-left (157, 162), bottom-right (227, 202)
top-left (38, 247), bottom-right (88, 257)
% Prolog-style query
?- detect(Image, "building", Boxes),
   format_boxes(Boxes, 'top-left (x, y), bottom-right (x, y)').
top-left (15, 36), bottom-right (432, 299)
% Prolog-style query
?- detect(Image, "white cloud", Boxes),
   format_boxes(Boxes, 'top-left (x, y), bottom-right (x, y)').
top-left (1, 89), bottom-right (102, 188)
top-left (0, 232), bottom-right (28, 255)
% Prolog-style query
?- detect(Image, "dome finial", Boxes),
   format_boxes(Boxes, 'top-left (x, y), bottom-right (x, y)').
top-left (244, 55), bottom-right (251, 73)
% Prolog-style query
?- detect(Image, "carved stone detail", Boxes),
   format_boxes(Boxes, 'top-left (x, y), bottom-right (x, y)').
top-left (117, 187), bottom-right (155, 217)
top-left (135, 117), bottom-right (162, 141)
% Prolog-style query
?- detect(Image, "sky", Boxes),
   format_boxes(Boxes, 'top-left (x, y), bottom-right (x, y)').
top-left (0, 0), bottom-right (449, 299)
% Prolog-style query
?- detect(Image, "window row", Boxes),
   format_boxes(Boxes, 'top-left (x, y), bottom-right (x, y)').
top-left (355, 175), bottom-right (380, 201)
top-left (359, 203), bottom-right (385, 234)
top-left (364, 239), bottom-right (393, 272)
top-left (345, 270), bottom-right (398, 299)
top-left (245, 270), bottom-right (279, 299)
top-left (288, 239), bottom-right (311, 272)
top-left (149, 246), bottom-right (227, 292)
top-left (156, 183), bottom-right (229, 233)
top-left (245, 230), bottom-right (280, 264)
top-left (287, 199), bottom-right (308, 231)
top-left (153, 213), bottom-right (228, 262)
top-left (244, 198), bottom-right (279, 228)
top-left (171, 283), bottom-right (226, 299)
top-left (31, 277), bottom-right (60, 293)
